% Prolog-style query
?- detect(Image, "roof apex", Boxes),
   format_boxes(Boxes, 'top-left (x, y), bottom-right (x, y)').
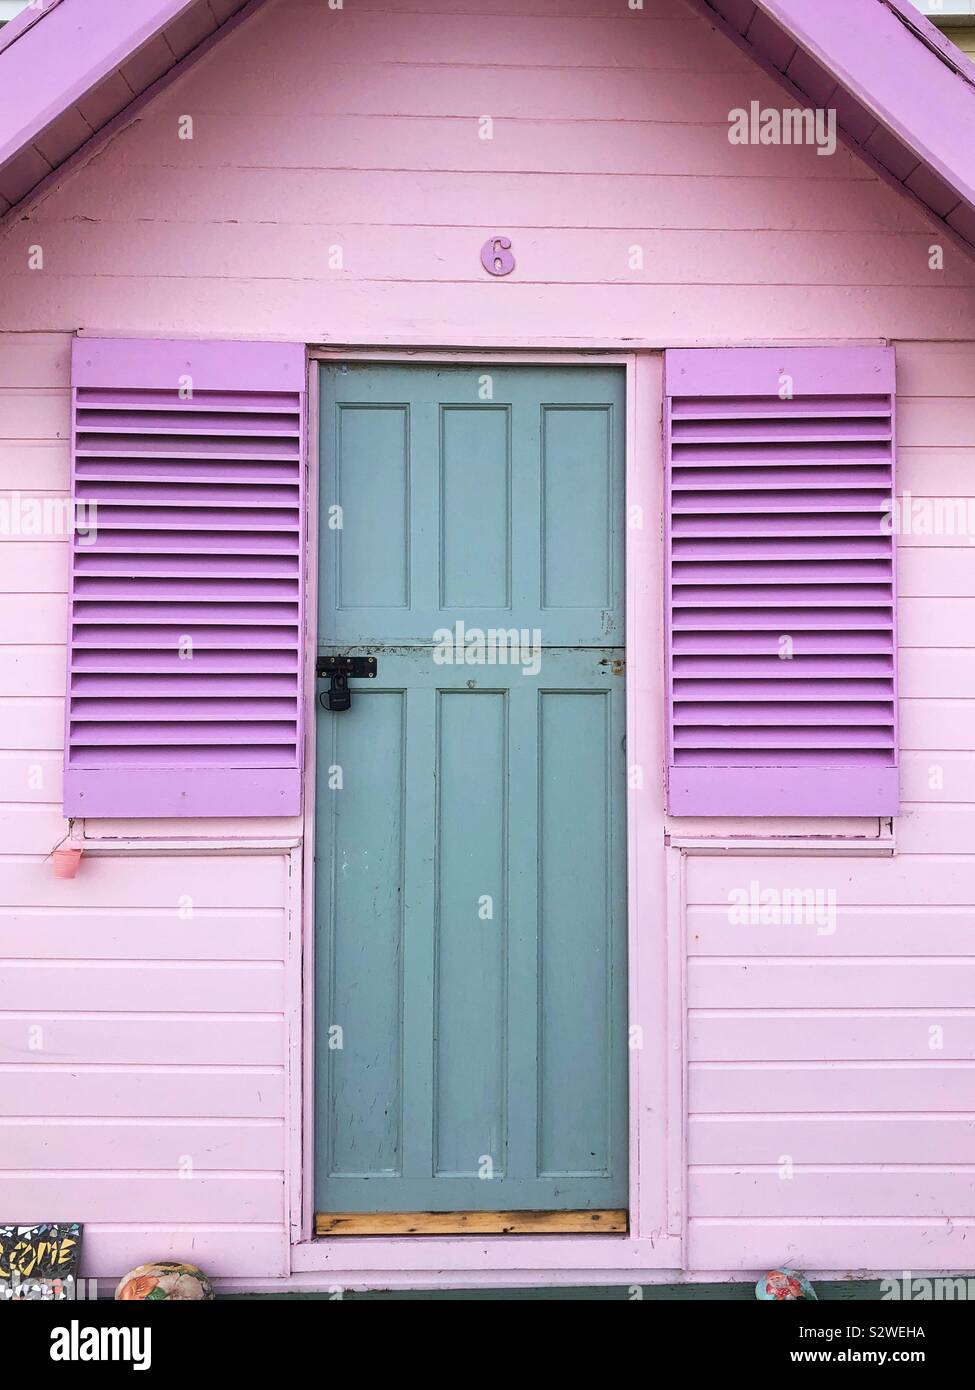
top-left (1, 0), bottom-right (974, 258)
top-left (0, 0), bottom-right (262, 217)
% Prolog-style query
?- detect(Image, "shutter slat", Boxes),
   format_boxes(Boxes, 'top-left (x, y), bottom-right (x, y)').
top-left (673, 424), bottom-right (892, 444)
top-left (673, 655), bottom-right (893, 677)
top-left (674, 727), bottom-right (895, 749)
top-left (89, 509), bottom-right (299, 528)
top-left (675, 680), bottom-right (893, 701)
top-left (76, 483), bottom-right (299, 506)
top-left (72, 626), bottom-right (298, 646)
top-left (670, 394), bottom-right (891, 418)
top-left (74, 559), bottom-right (299, 578)
top-left (69, 747), bottom-right (297, 768)
top-left (74, 577), bottom-right (300, 599)
top-left (64, 338), bottom-right (306, 817)
top-left (70, 721), bottom-right (298, 746)
top-left (665, 346), bottom-right (898, 816)
top-left (73, 604), bottom-right (299, 624)
top-left (675, 539), bottom-right (891, 558)
top-left (673, 467), bottom-right (892, 488)
top-left (673, 702), bottom-right (894, 725)
top-left (79, 413), bottom-right (299, 434)
top-left (672, 444), bottom-right (891, 464)
top-left (76, 442), bottom-right (298, 459)
top-left (673, 750), bottom-right (895, 772)
top-left (77, 464), bottom-right (300, 482)
top-left (673, 561), bottom-right (893, 582)
top-left (673, 587), bottom-right (893, 605)
top-left (673, 633), bottom-right (893, 654)
top-left (71, 674), bottom-right (297, 696)
top-left (76, 532), bottom-right (298, 552)
top-left (76, 387), bottom-right (299, 411)
top-left (71, 698), bottom-right (298, 721)
top-left (673, 494), bottom-right (890, 511)
top-left (71, 648), bottom-right (299, 671)
top-left (673, 518), bottom-right (888, 534)
top-left (672, 451), bottom-right (891, 467)
top-left (672, 609), bottom-right (893, 628)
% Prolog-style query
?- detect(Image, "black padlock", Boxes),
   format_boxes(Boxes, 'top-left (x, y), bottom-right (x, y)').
top-left (316, 655), bottom-right (377, 711)
top-left (320, 670), bottom-right (350, 712)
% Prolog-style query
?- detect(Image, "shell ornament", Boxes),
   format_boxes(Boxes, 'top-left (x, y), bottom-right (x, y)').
top-left (115, 1261), bottom-right (215, 1301)
top-left (756, 1268), bottom-right (818, 1301)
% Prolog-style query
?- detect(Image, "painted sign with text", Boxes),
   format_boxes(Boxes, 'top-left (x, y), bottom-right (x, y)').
top-left (0, 1223), bottom-right (83, 1300)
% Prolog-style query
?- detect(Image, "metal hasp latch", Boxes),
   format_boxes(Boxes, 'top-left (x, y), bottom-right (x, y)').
top-left (316, 655), bottom-right (377, 711)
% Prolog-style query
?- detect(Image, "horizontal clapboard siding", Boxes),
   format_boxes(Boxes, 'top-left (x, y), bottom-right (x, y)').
top-left (0, 1120), bottom-right (284, 1170)
top-left (687, 699), bottom-right (975, 1282)
top-left (65, 338), bottom-right (306, 818)
top-left (5, 0), bottom-right (975, 345)
top-left (0, 1174), bottom-right (283, 1224)
top-left (665, 346), bottom-right (898, 817)
top-left (0, 852), bottom-right (290, 1279)
top-left (689, 1115), bottom-right (975, 1167)
top-left (1, 1067), bottom-right (285, 1118)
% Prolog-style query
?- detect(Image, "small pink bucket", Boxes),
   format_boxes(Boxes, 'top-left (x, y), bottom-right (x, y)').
top-left (52, 847), bottom-right (83, 880)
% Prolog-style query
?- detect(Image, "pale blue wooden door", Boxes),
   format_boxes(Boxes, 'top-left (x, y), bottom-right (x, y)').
top-left (315, 365), bottom-right (627, 1213)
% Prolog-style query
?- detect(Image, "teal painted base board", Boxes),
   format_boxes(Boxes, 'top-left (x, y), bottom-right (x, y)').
top-left (223, 1281), bottom-right (893, 1300)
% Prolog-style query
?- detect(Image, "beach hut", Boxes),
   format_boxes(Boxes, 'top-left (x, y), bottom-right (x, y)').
top-left (1, 0), bottom-right (974, 1293)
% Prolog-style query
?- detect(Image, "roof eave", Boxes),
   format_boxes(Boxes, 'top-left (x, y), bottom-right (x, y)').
top-left (0, 0), bottom-right (265, 219)
top-left (685, 0), bottom-right (975, 258)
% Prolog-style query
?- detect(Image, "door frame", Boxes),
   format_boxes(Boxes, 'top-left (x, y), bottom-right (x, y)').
top-left (293, 348), bottom-right (683, 1282)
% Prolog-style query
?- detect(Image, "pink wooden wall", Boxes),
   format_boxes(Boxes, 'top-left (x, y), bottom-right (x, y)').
top-left (685, 340), bottom-right (975, 1272)
top-left (1, 0), bottom-right (975, 1284)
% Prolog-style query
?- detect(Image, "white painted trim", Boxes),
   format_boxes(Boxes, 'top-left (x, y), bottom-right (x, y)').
top-left (912, 0), bottom-right (975, 23)
top-left (285, 843), bottom-right (304, 1259)
top-left (666, 845), bottom-right (687, 1239)
top-left (287, 1233), bottom-right (683, 1279)
top-left (308, 348), bottom-right (635, 364)
top-left (299, 356), bottom-right (320, 1246)
top-left (299, 347), bottom-right (677, 1280)
top-left (208, 1265), bottom-right (931, 1293)
top-left (306, 337), bottom-right (891, 353)
top-left (69, 839), bottom-right (299, 853)
top-left (673, 840), bottom-right (896, 856)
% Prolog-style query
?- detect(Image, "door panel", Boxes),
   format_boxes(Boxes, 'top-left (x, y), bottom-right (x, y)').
top-left (321, 365), bottom-right (625, 646)
top-left (318, 688), bottom-right (405, 1179)
top-left (434, 689), bottom-right (506, 1176)
top-left (541, 404), bottom-right (615, 613)
top-left (315, 365), bottom-right (628, 1216)
top-left (441, 406), bottom-right (510, 608)
top-left (539, 690), bottom-right (618, 1178)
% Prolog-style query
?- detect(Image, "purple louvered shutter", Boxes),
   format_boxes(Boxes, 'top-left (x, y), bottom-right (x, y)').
top-left (64, 338), bottom-right (306, 818)
top-left (664, 346), bottom-right (898, 817)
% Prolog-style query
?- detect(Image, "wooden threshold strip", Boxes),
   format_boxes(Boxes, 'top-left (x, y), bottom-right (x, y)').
top-left (315, 1209), bottom-right (628, 1236)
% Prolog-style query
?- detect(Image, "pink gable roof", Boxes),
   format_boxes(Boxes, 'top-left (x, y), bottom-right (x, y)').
top-left (1, 0), bottom-right (975, 253)
top-left (690, 0), bottom-right (975, 254)
top-left (0, 0), bottom-right (263, 213)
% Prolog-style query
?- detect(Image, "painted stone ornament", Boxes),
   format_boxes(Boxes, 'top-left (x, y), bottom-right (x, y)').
top-left (115, 1261), bottom-right (215, 1301)
top-left (756, 1268), bottom-right (818, 1301)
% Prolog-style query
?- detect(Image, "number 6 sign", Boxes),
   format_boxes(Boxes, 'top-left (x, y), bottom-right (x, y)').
top-left (480, 235), bottom-right (515, 276)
